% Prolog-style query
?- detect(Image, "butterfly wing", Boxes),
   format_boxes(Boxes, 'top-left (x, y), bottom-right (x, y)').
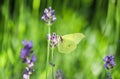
top-left (62, 33), bottom-right (85, 44)
top-left (58, 33), bottom-right (85, 54)
top-left (58, 38), bottom-right (77, 54)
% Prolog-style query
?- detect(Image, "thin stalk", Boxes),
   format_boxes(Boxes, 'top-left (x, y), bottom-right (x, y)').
top-left (46, 22), bottom-right (51, 79)
top-left (107, 70), bottom-right (111, 79)
top-left (51, 46), bottom-right (54, 79)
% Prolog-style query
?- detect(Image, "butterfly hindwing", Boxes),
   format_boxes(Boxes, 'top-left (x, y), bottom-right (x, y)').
top-left (58, 38), bottom-right (77, 53)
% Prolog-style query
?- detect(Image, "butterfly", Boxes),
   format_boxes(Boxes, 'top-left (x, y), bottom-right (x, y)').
top-left (58, 33), bottom-right (85, 54)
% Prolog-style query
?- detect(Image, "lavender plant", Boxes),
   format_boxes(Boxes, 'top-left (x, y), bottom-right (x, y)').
top-left (42, 7), bottom-right (56, 79)
top-left (103, 55), bottom-right (115, 79)
top-left (56, 70), bottom-right (64, 79)
top-left (49, 32), bottom-right (59, 79)
top-left (20, 40), bottom-right (36, 79)
top-left (42, 7), bottom-right (85, 79)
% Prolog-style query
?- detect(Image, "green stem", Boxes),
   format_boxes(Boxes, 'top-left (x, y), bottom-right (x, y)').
top-left (51, 46), bottom-right (54, 79)
top-left (107, 70), bottom-right (111, 79)
top-left (28, 75), bottom-right (30, 79)
top-left (46, 22), bottom-right (51, 79)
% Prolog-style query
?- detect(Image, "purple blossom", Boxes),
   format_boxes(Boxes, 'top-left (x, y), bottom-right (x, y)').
top-left (22, 40), bottom-right (33, 49)
top-left (20, 40), bottom-right (36, 79)
top-left (20, 48), bottom-right (29, 59)
top-left (49, 32), bottom-right (59, 47)
top-left (103, 55), bottom-right (115, 70)
top-left (41, 7), bottom-right (56, 24)
top-left (56, 70), bottom-right (64, 79)
top-left (23, 74), bottom-right (29, 79)
top-left (31, 55), bottom-right (36, 62)
top-left (20, 40), bottom-right (33, 62)
top-left (27, 55), bottom-right (36, 67)
top-left (23, 67), bottom-right (34, 79)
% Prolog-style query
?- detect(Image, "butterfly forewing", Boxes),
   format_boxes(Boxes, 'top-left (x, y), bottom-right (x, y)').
top-left (62, 33), bottom-right (85, 44)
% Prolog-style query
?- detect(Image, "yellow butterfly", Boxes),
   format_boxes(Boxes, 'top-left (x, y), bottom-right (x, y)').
top-left (58, 33), bottom-right (85, 54)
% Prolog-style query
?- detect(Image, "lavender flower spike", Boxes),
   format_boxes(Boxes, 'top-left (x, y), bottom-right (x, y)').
top-left (20, 40), bottom-right (36, 79)
top-left (103, 55), bottom-right (115, 70)
top-left (56, 70), bottom-right (64, 79)
top-left (41, 7), bottom-right (56, 24)
top-left (49, 32), bottom-right (59, 47)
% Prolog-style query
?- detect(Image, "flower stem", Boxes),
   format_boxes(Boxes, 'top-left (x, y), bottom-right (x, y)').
top-left (51, 46), bottom-right (54, 79)
top-left (46, 22), bottom-right (51, 79)
top-left (107, 70), bottom-right (112, 79)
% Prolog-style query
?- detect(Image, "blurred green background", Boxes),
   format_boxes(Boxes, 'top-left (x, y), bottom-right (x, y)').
top-left (0, 0), bottom-right (120, 79)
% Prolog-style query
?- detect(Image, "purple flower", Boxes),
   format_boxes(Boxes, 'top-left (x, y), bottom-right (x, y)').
top-left (28, 55), bottom-right (37, 67)
top-left (31, 55), bottom-right (36, 62)
top-left (23, 67), bottom-right (34, 79)
top-left (20, 40), bottom-right (33, 62)
top-left (41, 7), bottom-right (56, 24)
top-left (56, 70), bottom-right (64, 79)
top-left (103, 55), bottom-right (115, 70)
top-left (20, 48), bottom-right (29, 59)
top-left (23, 74), bottom-right (29, 79)
top-left (49, 32), bottom-right (58, 47)
top-left (22, 40), bottom-right (33, 49)
top-left (20, 40), bottom-right (36, 79)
